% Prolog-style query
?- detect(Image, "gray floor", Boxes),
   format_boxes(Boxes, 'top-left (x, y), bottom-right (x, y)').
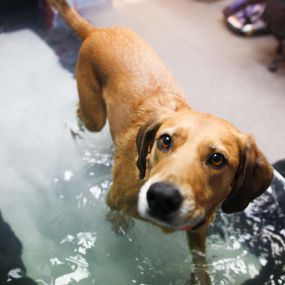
top-left (1, 0), bottom-right (285, 164)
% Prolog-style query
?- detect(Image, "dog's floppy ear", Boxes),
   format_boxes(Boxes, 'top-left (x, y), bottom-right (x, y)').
top-left (221, 134), bottom-right (273, 213)
top-left (136, 120), bottom-right (162, 179)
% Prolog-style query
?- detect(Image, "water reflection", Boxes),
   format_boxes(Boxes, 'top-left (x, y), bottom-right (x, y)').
top-left (33, 139), bottom-right (285, 285)
top-left (2, 139), bottom-right (284, 285)
top-left (207, 171), bottom-right (285, 285)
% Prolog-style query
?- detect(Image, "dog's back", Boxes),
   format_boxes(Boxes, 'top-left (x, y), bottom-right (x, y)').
top-left (46, 0), bottom-right (187, 139)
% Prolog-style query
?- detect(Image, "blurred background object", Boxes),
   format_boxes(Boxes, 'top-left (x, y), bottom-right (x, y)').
top-left (223, 0), bottom-right (268, 36)
top-left (223, 0), bottom-right (285, 71)
top-left (263, 0), bottom-right (285, 71)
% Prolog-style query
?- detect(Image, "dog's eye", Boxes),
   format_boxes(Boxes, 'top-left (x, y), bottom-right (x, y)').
top-left (158, 134), bottom-right (172, 151)
top-left (207, 153), bottom-right (227, 168)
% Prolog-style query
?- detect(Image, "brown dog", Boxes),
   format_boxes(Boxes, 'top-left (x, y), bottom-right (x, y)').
top-left (46, 0), bottom-right (273, 283)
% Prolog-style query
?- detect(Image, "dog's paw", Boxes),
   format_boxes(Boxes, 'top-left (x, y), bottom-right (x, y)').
top-left (65, 119), bottom-right (84, 140)
top-left (106, 211), bottom-right (134, 235)
top-left (77, 116), bottom-right (86, 133)
top-left (188, 266), bottom-right (212, 285)
top-left (76, 105), bottom-right (88, 132)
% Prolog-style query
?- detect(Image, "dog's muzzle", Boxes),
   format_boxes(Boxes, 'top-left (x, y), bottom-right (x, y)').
top-left (146, 182), bottom-right (183, 219)
top-left (138, 179), bottom-right (205, 230)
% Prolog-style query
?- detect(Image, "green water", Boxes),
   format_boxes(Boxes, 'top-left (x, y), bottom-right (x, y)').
top-left (0, 111), bottom-right (267, 284)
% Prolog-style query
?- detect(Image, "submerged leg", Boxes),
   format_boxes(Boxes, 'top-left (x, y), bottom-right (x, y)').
top-left (187, 227), bottom-right (212, 285)
top-left (106, 210), bottom-right (134, 235)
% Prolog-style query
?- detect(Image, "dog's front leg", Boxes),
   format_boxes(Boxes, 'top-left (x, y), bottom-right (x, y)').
top-left (186, 227), bottom-right (212, 285)
top-left (106, 183), bottom-right (141, 234)
top-left (106, 210), bottom-right (134, 235)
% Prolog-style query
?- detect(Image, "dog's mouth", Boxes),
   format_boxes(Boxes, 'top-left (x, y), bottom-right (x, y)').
top-left (175, 219), bottom-right (206, 231)
top-left (144, 210), bottom-right (207, 232)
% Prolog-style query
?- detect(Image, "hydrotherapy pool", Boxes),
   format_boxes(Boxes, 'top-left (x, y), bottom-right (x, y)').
top-left (0, 9), bottom-right (285, 285)
top-left (0, 112), bottom-right (284, 285)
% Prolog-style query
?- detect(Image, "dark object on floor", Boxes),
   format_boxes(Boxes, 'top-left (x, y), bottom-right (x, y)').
top-left (262, 0), bottom-right (285, 72)
top-left (223, 0), bottom-right (285, 71)
top-left (223, 0), bottom-right (268, 36)
top-left (0, 0), bottom-right (38, 15)
top-left (0, 212), bottom-right (37, 285)
top-left (273, 159), bottom-right (285, 177)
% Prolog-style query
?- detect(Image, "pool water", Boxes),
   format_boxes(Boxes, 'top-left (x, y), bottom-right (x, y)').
top-left (0, 118), bottom-right (284, 285)
top-left (0, 6), bottom-right (284, 285)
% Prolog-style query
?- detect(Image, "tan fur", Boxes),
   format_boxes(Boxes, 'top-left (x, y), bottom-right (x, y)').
top-left (47, 1), bottom-right (273, 283)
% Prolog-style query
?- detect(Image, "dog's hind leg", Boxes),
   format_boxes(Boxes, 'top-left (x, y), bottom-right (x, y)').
top-left (76, 51), bottom-right (106, 132)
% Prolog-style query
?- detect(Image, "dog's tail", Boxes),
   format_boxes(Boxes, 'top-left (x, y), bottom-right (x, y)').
top-left (46, 0), bottom-right (95, 40)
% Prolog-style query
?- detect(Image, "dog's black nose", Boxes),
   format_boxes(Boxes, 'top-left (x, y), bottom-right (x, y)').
top-left (147, 182), bottom-right (183, 217)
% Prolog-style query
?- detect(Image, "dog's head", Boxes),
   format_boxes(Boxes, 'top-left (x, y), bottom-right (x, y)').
top-left (136, 110), bottom-right (273, 230)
